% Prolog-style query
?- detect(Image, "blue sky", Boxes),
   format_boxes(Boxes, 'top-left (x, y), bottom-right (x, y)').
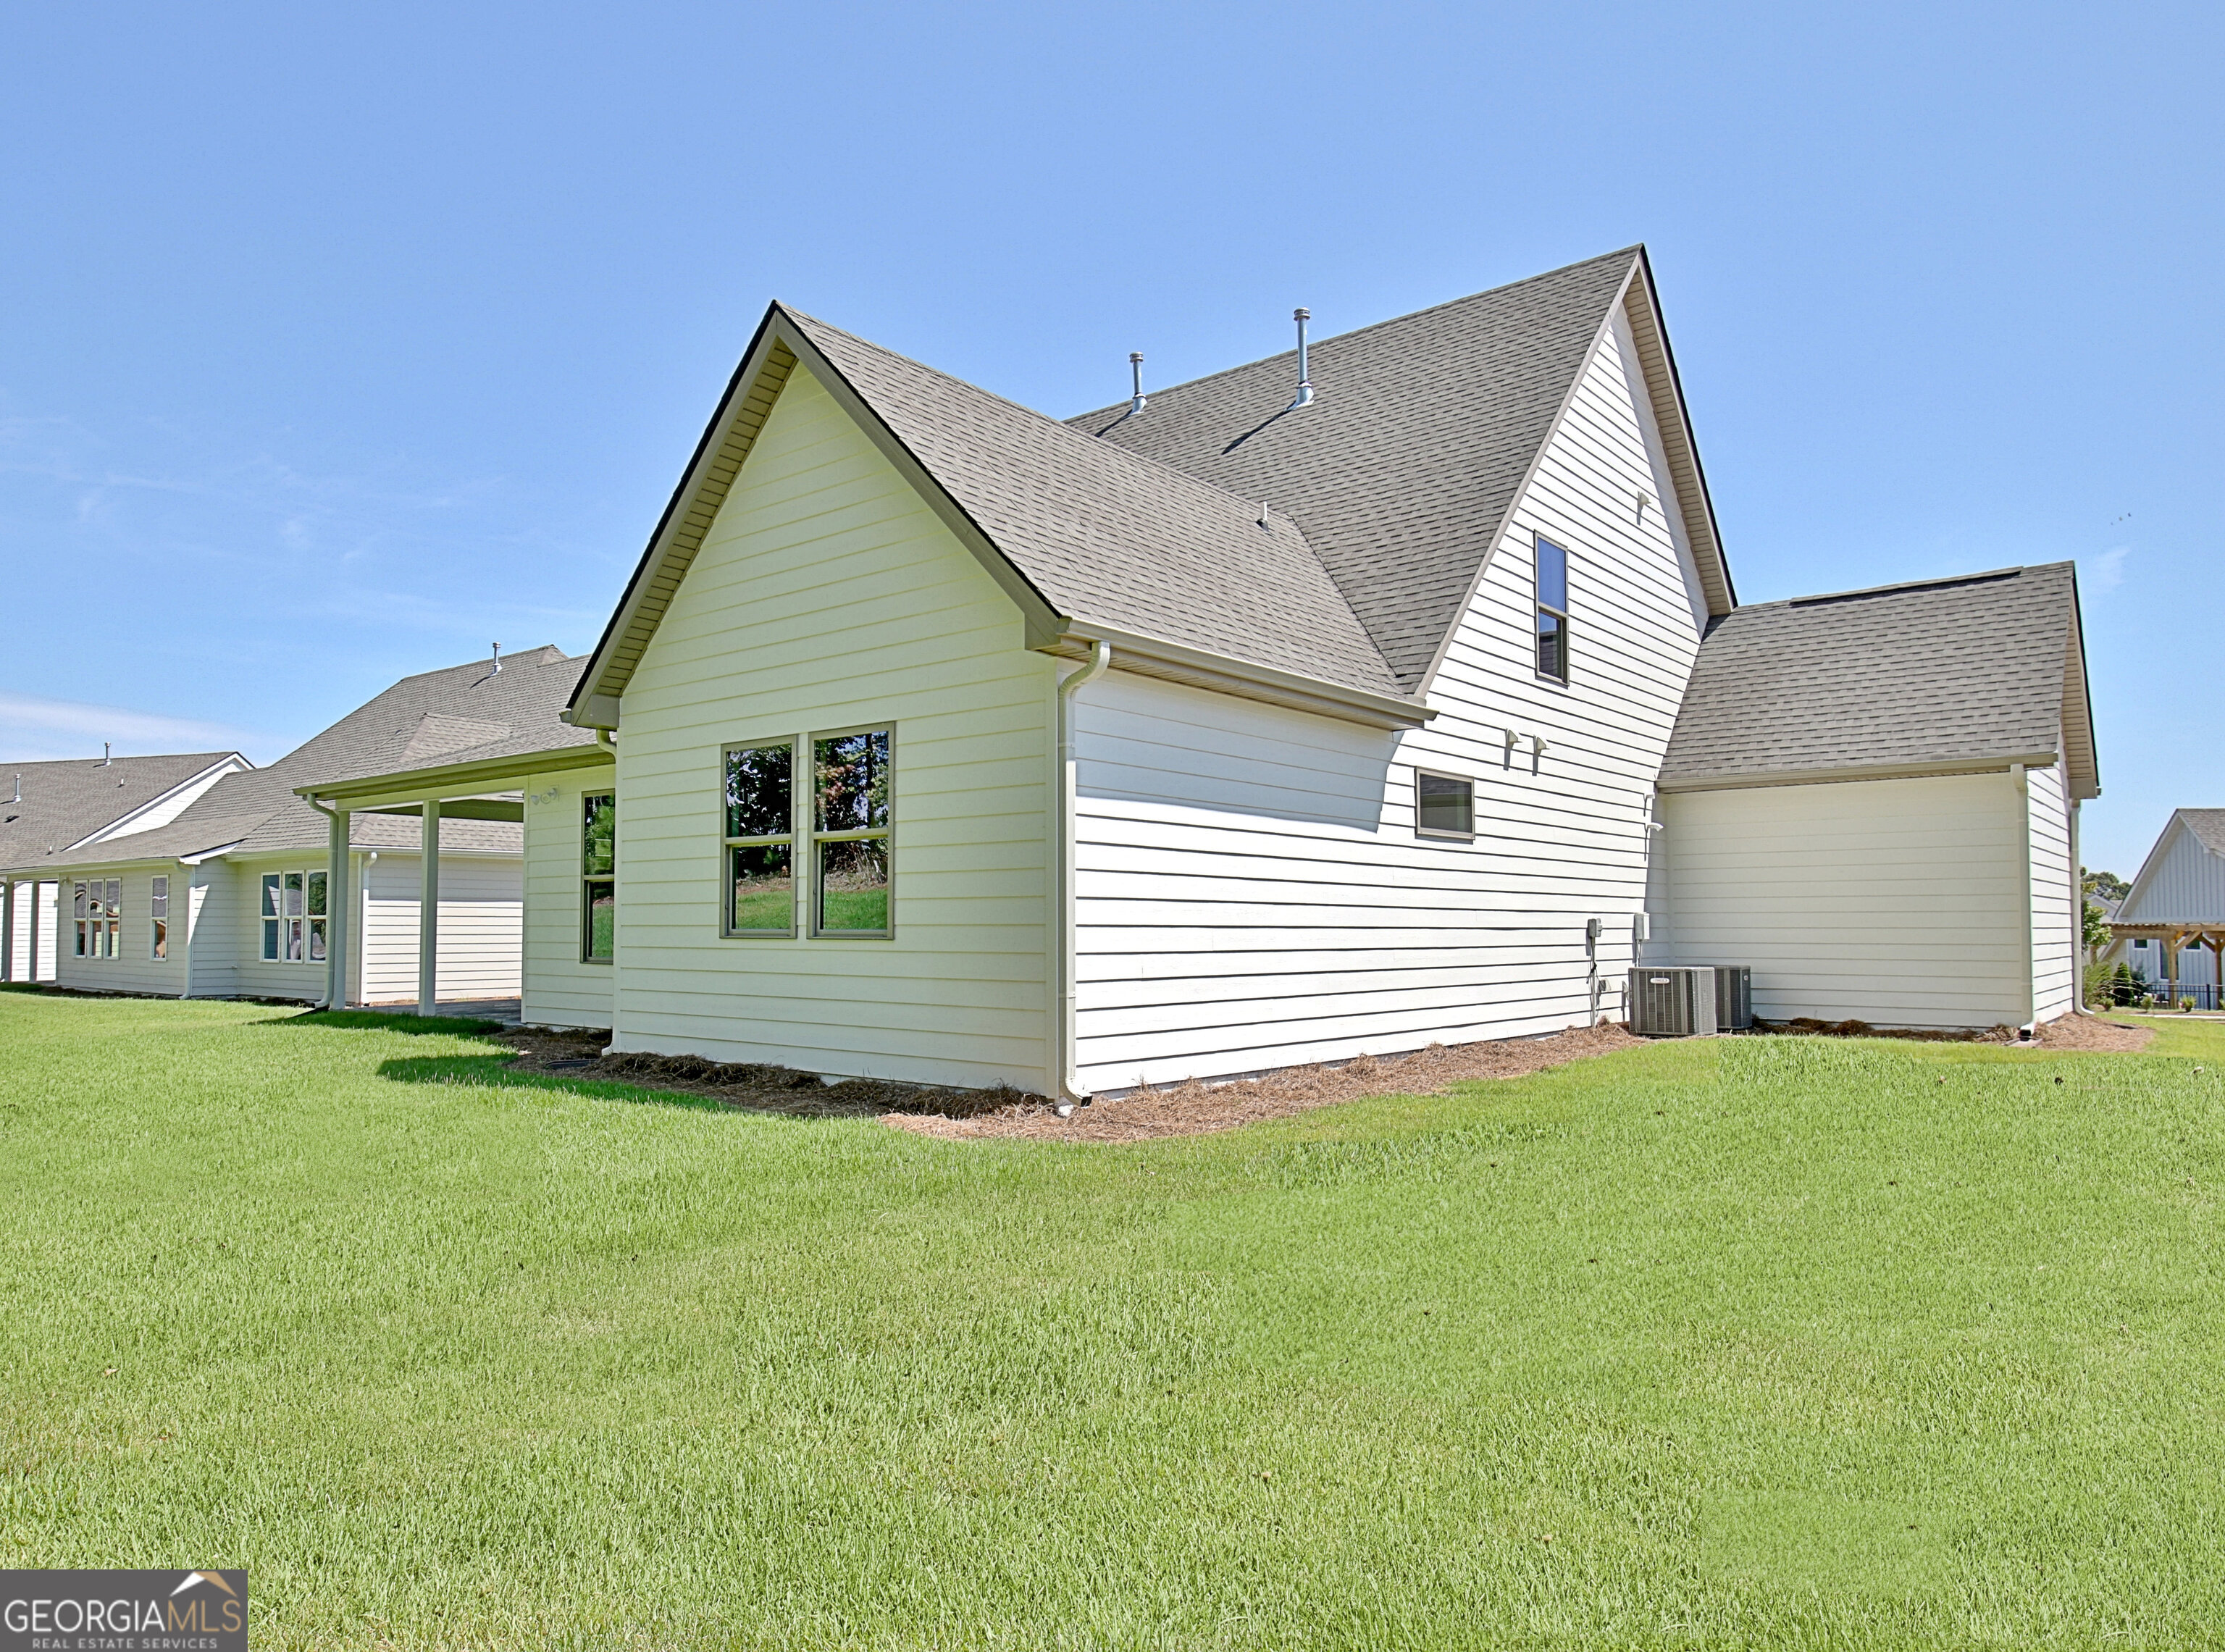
top-left (2, 1), bottom-right (2216, 873)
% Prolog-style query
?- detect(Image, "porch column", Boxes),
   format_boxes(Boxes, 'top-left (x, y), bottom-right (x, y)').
top-left (28, 881), bottom-right (42, 983)
top-left (2166, 930), bottom-right (2181, 1005)
top-left (2, 878), bottom-right (14, 982)
top-left (324, 807), bottom-right (351, 1010)
top-left (418, 799), bottom-right (441, 1018)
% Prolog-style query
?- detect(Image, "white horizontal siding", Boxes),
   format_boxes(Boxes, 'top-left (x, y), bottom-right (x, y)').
top-left (4, 879), bottom-right (60, 982)
top-left (358, 852), bottom-right (523, 1004)
top-left (185, 863), bottom-right (237, 997)
top-left (1072, 309), bottom-right (1709, 1089)
top-left (611, 365), bottom-right (1054, 1089)
top-left (2027, 755), bottom-right (2075, 1023)
top-left (1660, 773), bottom-right (2031, 1030)
top-left (521, 763), bottom-right (616, 1029)
top-left (49, 868), bottom-right (188, 997)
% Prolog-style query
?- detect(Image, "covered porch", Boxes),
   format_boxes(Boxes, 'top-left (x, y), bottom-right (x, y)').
top-left (2108, 921), bottom-right (2225, 1008)
top-left (298, 742), bottom-right (613, 1018)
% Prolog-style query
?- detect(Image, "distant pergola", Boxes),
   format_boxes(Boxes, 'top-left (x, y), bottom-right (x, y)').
top-left (2108, 921), bottom-right (2225, 1002)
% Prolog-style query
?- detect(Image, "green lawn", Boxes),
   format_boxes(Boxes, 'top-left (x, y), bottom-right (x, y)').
top-left (1, 991), bottom-right (2221, 1649)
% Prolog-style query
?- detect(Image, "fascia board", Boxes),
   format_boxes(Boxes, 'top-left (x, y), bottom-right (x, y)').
top-left (1623, 248), bottom-right (1736, 614)
top-left (1658, 752), bottom-right (2061, 793)
top-left (2112, 813), bottom-right (2184, 925)
top-left (298, 744), bottom-right (613, 810)
top-left (2059, 569), bottom-right (2101, 799)
top-left (564, 304), bottom-right (795, 729)
top-left (1048, 624), bottom-right (1433, 730)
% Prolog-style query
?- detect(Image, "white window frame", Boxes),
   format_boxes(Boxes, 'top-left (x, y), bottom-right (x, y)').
top-left (1535, 534), bottom-right (1571, 685)
top-left (1413, 769), bottom-right (1476, 841)
top-left (151, 875), bottom-right (169, 960)
top-left (74, 879), bottom-right (120, 959)
top-left (261, 870), bottom-right (328, 963)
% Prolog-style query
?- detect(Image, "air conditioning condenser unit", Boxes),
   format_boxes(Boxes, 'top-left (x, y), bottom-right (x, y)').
top-left (1709, 965), bottom-right (1753, 1031)
top-left (1627, 966), bottom-right (1718, 1037)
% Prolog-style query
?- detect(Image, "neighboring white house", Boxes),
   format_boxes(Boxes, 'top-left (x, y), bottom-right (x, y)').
top-left (1, 752), bottom-right (251, 982)
top-left (3, 650), bottom-right (593, 1007)
top-left (297, 246), bottom-right (2101, 1094)
top-left (2106, 810), bottom-right (2225, 1007)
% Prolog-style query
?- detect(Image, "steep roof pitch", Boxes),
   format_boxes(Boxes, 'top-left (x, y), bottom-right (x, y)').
top-left (2181, 810), bottom-right (2225, 857)
top-left (1660, 562), bottom-right (2099, 797)
top-left (0, 752), bottom-right (240, 868)
top-left (35, 649), bottom-right (594, 871)
top-left (568, 247), bottom-right (1726, 724)
top-left (1069, 247), bottom-right (1732, 689)
top-left (2113, 809), bottom-right (2225, 928)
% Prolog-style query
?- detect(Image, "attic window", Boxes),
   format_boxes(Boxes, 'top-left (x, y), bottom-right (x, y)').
top-left (1535, 537), bottom-right (1570, 683)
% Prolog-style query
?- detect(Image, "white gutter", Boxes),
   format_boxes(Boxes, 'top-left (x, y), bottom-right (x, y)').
top-left (1052, 640), bottom-right (1113, 1114)
top-left (2011, 763), bottom-right (2035, 1031)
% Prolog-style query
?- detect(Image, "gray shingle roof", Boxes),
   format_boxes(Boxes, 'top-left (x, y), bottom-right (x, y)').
top-left (1067, 248), bottom-right (1656, 689)
top-left (2178, 810), bottom-right (2225, 857)
top-left (780, 309), bottom-right (1404, 698)
top-left (1661, 562), bottom-right (2096, 793)
top-left (574, 247), bottom-right (1727, 719)
top-left (0, 752), bottom-right (240, 867)
top-left (32, 648), bottom-right (592, 871)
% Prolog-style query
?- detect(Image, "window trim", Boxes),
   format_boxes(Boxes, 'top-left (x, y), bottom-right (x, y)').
top-left (808, 722), bottom-right (895, 942)
top-left (1534, 534), bottom-right (1571, 686)
top-left (74, 878), bottom-right (120, 960)
top-left (151, 874), bottom-right (169, 960)
top-left (259, 868), bottom-right (324, 963)
top-left (582, 790), bottom-right (616, 964)
top-left (1413, 769), bottom-right (1477, 841)
top-left (719, 736), bottom-right (803, 940)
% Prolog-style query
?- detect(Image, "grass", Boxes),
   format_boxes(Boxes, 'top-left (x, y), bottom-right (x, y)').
top-left (1, 995), bottom-right (2221, 1650)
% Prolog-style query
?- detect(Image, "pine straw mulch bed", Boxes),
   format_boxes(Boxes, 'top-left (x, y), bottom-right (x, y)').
top-left (491, 1012), bottom-right (2155, 1142)
top-left (886, 1023), bottom-right (1643, 1144)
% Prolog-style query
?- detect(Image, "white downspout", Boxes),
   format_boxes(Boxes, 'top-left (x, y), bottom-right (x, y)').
top-left (1053, 640), bottom-right (1113, 1114)
top-left (2011, 763), bottom-right (2035, 1032)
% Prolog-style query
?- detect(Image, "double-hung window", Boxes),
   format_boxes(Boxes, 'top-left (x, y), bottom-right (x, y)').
top-left (261, 870), bottom-right (327, 962)
top-left (722, 740), bottom-right (798, 936)
top-left (582, 792), bottom-right (616, 961)
top-left (74, 879), bottom-right (120, 957)
top-left (151, 876), bottom-right (169, 960)
top-left (1535, 536), bottom-right (1570, 683)
top-left (812, 728), bottom-right (892, 937)
top-left (720, 727), bottom-right (894, 939)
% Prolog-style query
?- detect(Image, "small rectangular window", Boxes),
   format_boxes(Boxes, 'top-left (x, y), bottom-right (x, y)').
top-left (1535, 537), bottom-right (1570, 683)
top-left (812, 728), bottom-right (892, 936)
top-left (582, 792), bottom-right (616, 960)
top-left (1415, 771), bottom-right (1475, 839)
top-left (306, 870), bottom-right (327, 918)
top-left (151, 876), bottom-right (169, 961)
top-left (73, 881), bottom-right (88, 957)
top-left (721, 742), bottom-right (796, 937)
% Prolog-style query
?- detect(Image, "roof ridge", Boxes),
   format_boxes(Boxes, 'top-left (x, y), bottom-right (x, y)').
top-left (1063, 246), bottom-right (1644, 420)
top-left (1773, 566), bottom-right (2039, 610)
top-left (778, 306), bottom-right (1341, 534)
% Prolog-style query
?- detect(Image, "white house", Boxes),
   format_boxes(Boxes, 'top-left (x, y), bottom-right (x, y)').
top-left (5, 649), bottom-right (593, 1007)
top-left (298, 246), bottom-right (2100, 1094)
top-left (1646, 564), bottom-right (2096, 1031)
top-left (1, 751), bottom-right (251, 982)
top-left (2106, 810), bottom-right (2225, 1008)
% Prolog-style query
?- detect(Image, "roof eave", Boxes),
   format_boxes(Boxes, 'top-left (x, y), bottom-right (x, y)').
top-left (298, 742), bottom-right (615, 811)
top-left (1047, 623), bottom-right (1431, 730)
top-left (1659, 751), bottom-right (2063, 793)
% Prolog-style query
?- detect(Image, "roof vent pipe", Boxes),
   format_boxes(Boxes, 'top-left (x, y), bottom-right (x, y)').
top-left (9, 773), bottom-right (19, 804)
top-left (490, 643), bottom-right (503, 674)
top-left (102, 742), bottom-right (111, 766)
top-left (1128, 352), bottom-right (1147, 416)
top-left (1288, 308), bottom-right (1315, 410)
